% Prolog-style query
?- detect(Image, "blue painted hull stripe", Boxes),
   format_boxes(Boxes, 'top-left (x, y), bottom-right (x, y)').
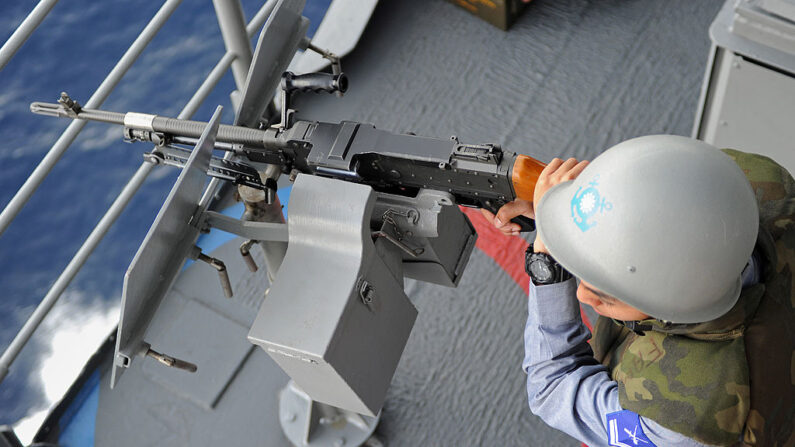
top-left (57, 370), bottom-right (100, 446)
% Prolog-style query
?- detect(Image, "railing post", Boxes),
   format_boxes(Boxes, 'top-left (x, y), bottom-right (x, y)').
top-left (212, 0), bottom-right (254, 92)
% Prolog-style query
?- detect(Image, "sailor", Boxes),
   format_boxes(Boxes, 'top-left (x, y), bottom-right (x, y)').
top-left (483, 135), bottom-right (795, 446)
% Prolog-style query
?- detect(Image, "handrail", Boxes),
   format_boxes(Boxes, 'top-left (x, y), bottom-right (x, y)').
top-left (0, 0), bottom-right (60, 71)
top-left (0, 0), bottom-right (278, 385)
top-left (0, 0), bottom-right (183, 238)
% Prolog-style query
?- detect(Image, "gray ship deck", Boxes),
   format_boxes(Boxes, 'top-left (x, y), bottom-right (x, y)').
top-left (85, 0), bottom-right (724, 445)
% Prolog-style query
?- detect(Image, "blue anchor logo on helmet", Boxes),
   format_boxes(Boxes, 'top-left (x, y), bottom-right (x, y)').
top-left (571, 176), bottom-right (613, 232)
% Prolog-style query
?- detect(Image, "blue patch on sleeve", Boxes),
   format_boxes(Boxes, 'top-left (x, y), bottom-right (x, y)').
top-left (606, 410), bottom-right (657, 447)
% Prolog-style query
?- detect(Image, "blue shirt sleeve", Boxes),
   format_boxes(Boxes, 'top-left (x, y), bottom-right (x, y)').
top-left (522, 278), bottom-right (711, 447)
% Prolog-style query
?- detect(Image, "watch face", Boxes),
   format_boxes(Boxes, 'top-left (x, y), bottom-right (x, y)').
top-left (530, 259), bottom-right (554, 282)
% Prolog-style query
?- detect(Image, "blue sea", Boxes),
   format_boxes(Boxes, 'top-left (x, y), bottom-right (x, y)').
top-left (0, 0), bottom-right (329, 439)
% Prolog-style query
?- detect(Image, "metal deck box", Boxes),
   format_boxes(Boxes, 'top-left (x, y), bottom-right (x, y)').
top-left (694, 0), bottom-right (795, 174)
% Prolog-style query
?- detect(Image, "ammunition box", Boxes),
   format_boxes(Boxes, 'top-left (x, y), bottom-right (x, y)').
top-left (449, 0), bottom-right (530, 31)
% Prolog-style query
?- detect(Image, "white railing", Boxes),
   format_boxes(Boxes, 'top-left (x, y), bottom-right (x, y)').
top-left (0, 0), bottom-right (277, 384)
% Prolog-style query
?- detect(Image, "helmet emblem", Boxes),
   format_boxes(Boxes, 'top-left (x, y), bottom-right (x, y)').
top-left (571, 176), bottom-right (613, 232)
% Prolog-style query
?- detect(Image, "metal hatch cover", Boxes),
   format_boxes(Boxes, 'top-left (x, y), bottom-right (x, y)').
top-left (111, 106), bottom-right (223, 389)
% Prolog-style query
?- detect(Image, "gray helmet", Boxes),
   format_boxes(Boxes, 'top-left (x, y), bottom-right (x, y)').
top-left (536, 135), bottom-right (759, 323)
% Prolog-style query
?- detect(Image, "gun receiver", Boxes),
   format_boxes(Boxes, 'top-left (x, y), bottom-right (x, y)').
top-left (31, 94), bottom-right (544, 230)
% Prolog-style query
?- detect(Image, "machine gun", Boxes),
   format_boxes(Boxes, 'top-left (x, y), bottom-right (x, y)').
top-left (32, 85), bottom-right (544, 227)
top-left (29, 0), bottom-right (547, 434)
top-left (31, 86), bottom-right (546, 415)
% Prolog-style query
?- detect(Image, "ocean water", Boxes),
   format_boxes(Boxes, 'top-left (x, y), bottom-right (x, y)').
top-left (0, 0), bottom-right (329, 440)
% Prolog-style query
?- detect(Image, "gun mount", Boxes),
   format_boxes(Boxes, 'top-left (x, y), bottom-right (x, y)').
top-left (26, 0), bottom-right (544, 437)
top-left (248, 174), bottom-right (476, 416)
top-left (30, 84), bottom-right (539, 421)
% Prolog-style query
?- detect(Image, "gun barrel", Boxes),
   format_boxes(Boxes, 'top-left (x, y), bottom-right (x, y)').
top-left (30, 102), bottom-right (126, 124)
top-left (30, 102), bottom-right (70, 118)
top-left (153, 115), bottom-right (278, 148)
top-left (31, 101), bottom-right (287, 149)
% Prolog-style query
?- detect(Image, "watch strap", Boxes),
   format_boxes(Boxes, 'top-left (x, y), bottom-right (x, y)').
top-left (525, 243), bottom-right (572, 285)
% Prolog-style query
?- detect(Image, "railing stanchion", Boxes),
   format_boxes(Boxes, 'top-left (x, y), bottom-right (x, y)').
top-left (213, 0), bottom-right (253, 91)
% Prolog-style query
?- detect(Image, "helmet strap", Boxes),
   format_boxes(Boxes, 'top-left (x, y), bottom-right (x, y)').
top-left (621, 320), bottom-right (653, 336)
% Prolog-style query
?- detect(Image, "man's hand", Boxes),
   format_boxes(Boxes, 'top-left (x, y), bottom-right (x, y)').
top-left (481, 157), bottom-right (589, 251)
top-left (480, 199), bottom-right (534, 237)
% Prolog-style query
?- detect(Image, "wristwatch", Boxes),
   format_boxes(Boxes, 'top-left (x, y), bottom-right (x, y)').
top-left (525, 243), bottom-right (572, 285)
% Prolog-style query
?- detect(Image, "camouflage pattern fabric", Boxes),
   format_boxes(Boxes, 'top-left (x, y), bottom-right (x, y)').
top-left (591, 150), bottom-right (795, 446)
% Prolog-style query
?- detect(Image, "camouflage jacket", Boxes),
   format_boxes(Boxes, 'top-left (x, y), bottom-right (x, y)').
top-left (592, 150), bottom-right (795, 447)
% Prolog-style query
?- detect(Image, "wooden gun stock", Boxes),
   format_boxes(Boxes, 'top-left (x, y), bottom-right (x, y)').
top-left (511, 154), bottom-right (546, 202)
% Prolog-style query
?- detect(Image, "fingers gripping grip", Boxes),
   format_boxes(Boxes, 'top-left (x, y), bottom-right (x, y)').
top-left (482, 202), bottom-right (536, 233)
top-left (281, 71), bottom-right (349, 95)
